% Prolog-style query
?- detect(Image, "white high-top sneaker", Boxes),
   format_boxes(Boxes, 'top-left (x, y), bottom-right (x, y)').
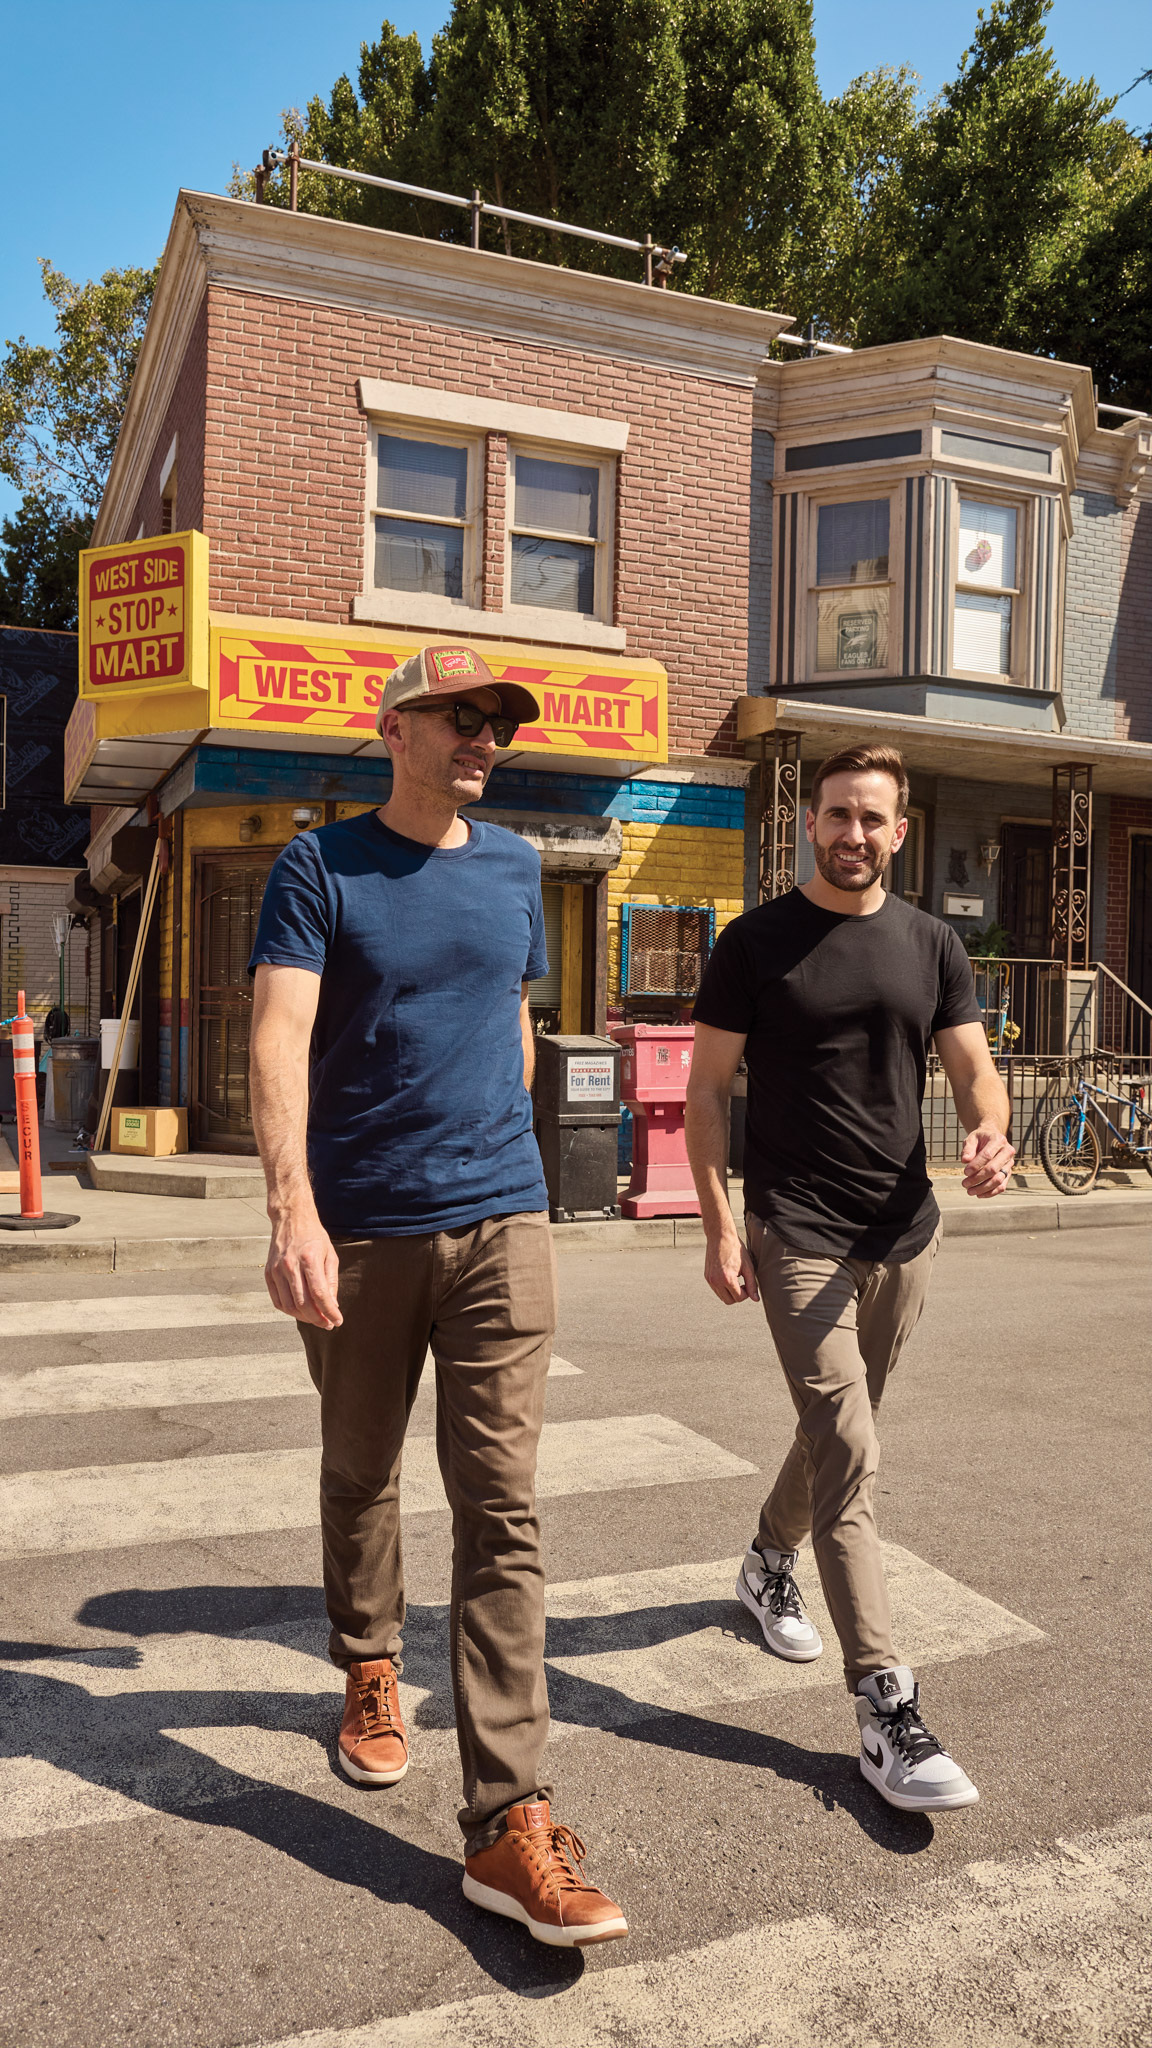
top-left (856, 1667), bottom-right (979, 1811)
top-left (735, 1542), bottom-right (823, 1662)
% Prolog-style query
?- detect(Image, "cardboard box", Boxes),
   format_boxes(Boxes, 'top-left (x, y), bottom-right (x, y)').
top-left (112, 1107), bottom-right (189, 1156)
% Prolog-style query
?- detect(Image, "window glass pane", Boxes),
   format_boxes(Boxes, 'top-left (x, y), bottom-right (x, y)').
top-left (815, 586), bottom-right (889, 670)
top-left (816, 499), bottom-right (889, 585)
top-left (526, 884), bottom-right (564, 1007)
top-left (957, 500), bottom-right (1016, 588)
top-left (514, 456), bottom-right (598, 538)
top-left (511, 533), bottom-right (595, 613)
top-left (954, 592), bottom-right (1011, 673)
top-left (378, 435), bottom-right (467, 520)
top-left (374, 516), bottom-right (464, 598)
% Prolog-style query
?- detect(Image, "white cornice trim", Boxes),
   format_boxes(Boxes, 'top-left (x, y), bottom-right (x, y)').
top-left (357, 378), bottom-right (629, 451)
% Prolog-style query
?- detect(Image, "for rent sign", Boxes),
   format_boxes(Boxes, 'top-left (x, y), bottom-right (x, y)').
top-left (79, 531), bottom-right (209, 697)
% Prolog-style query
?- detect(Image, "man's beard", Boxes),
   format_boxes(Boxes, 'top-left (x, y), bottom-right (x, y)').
top-left (812, 838), bottom-right (888, 892)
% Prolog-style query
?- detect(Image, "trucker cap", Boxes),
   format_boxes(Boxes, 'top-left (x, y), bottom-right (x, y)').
top-left (376, 643), bottom-right (541, 735)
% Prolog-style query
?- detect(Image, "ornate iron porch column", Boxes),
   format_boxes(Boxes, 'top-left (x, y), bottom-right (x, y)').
top-left (1051, 764), bottom-right (1093, 968)
top-left (759, 729), bottom-right (802, 900)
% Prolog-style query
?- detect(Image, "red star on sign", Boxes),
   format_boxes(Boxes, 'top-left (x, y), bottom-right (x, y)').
top-left (95, 614), bottom-right (105, 628)
top-left (167, 604), bottom-right (178, 617)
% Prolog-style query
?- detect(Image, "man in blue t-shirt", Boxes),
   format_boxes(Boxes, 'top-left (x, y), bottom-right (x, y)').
top-left (248, 642), bottom-right (626, 1949)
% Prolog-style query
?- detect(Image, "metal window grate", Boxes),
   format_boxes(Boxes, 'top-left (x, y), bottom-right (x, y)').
top-left (622, 903), bottom-right (715, 997)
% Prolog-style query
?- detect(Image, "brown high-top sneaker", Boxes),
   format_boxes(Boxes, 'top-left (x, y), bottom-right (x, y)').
top-left (338, 1658), bottom-right (408, 1786)
top-left (463, 1799), bottom-right (628, 1947)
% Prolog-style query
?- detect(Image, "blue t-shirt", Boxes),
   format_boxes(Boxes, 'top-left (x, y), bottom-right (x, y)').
top-left (248, 811), bottom-right (549, 1235)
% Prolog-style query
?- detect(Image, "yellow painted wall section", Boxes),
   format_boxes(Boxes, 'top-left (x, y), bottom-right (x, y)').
top-left (607, 822), bottom-right (744, 1001)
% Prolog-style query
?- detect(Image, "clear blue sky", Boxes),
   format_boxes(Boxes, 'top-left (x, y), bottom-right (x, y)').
top-left (1, 0), bottom-right (1148, 524)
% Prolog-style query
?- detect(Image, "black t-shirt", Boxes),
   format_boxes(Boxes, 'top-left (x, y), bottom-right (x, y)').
top-left (693, 889), bottom-right (982, 1263)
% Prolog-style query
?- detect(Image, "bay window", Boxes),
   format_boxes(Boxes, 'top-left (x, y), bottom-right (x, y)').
top-left (953, 498), bottom-right (1019, 678)
top-left (813, 497), bottom-right (892, 672)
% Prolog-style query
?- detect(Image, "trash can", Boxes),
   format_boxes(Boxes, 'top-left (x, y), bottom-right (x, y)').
top-left (612, 1023), bottom-right (700, 1218)
top-left (48, 1036), bottom-right (100, 1131)
top-left (534, 1035), bottom-right (622, 1224)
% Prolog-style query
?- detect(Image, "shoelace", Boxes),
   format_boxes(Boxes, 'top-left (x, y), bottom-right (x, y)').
top-left (516, 1821), bottom-right (598, 1898)
top-left (356, 1671), bottom-right (399, 1736)
top-left (761, 1565), bottom-right (805, 1623)
top-left (878, 1684), bottom-right (945, 1767)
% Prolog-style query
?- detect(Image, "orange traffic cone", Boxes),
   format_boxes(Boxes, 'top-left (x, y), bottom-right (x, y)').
top-left (0, 991), bottom-right (80, 1232)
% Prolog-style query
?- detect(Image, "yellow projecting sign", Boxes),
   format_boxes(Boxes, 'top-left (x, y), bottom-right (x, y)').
top-left (79, 530), bottom-right (209, 697)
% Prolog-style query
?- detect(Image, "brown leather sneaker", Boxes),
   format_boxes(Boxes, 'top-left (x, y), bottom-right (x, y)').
top-left (338, 1657), bottom-right (408, 1786)
top-left (462, 1799), bottom-right (628, 1947)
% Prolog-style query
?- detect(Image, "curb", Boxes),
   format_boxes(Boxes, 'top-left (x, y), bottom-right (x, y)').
top-left (1, 1198), bottom-right (1151, 1271)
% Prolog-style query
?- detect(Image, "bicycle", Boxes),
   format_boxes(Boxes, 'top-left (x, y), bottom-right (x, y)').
top-left (1039, 1065), bottom-right (1152, 1194)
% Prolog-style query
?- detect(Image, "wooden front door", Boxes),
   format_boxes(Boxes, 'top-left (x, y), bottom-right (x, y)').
top-left (192, 852), bottom-right (275, 1150)
top-left (1000, 824), bottom-right (1052, 954)
top-left (1129, 836), bottom-right (1152, 1007)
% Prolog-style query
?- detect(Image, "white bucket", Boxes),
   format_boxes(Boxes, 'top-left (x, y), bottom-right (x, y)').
top-left (100, 1018), bottom-right (140, 1071)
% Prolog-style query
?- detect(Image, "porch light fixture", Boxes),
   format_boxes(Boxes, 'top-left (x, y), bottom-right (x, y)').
top-left (238, 815), bottom-right (263, 843)
top-left (978, 840), bottom-right (1002, 874)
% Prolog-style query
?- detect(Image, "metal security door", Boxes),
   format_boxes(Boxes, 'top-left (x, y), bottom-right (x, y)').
top-left (192, 853), bottom-right (274, 1149)
top-left (1000, 824), bottom-right (1052, 954)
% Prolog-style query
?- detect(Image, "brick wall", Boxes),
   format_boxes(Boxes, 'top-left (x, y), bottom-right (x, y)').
top-left (186, 284), bottom-right (753, 758)
top-left (128, 294), bottom-right (208, 540)
top-left (0, 878), bottom-right (90, 1032)
top-left (1062, 492), bottom-right (1152, 744)
top-left (1103, 794), bottom-right (1152, 979)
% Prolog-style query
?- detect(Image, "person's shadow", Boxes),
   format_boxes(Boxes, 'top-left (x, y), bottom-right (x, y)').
top-left (2, 1575), bottom-right (931, 1990)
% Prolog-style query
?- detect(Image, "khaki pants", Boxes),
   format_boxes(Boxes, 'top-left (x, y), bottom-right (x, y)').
top-left (746, 1212), bottom-right (941, 1690)
top-left (298, 1211), bottom-right (558, 1850)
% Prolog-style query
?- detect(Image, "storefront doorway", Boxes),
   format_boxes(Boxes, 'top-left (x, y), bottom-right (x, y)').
top-left (1000, 824), bottom-right (1052, 954)
top-left (191, 852), bottom-right (274, 1150)
top-left (1129, 836), bottom-right (1152, 1008)
top-left (525, 875), bottom-right (606, 1035)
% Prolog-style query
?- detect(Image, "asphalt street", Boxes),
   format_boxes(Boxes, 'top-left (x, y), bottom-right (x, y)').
top-left (1, 1223), bottom-right (1151, 2047)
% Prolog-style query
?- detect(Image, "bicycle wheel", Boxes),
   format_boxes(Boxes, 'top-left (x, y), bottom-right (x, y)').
top-left (1039, 1107), bottom-right (1101, 1193)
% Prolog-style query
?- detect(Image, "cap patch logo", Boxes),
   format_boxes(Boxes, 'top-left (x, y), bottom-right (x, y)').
top-left (430, 648), bottom-right (479, 681)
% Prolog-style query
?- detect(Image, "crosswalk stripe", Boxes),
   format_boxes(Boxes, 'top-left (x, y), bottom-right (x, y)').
top-left (0, 1414), bottom-right (755, 1558)
top-left (0, 1542), bottom-right (1043, 1845)
top-left (253, 1815), bottom-right (1152, 2048)
top-left (0, 1350), bottom-right (580, 1418)
top-left (1, 1291), bottom-right (276, 1337)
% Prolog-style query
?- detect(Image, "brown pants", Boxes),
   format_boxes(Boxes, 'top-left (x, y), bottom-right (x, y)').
top-left (298, 1211), bottom-right (558, 1850)
top-left (746, 1212), bottom-right (940, 1690)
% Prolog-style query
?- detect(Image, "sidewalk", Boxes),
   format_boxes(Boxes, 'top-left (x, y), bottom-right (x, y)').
top-left (1, 1122), bottom-right (1150, 1270)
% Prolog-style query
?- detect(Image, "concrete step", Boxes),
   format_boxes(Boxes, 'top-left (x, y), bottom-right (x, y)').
top-left (86, 1152), bottom-right (267, 1200)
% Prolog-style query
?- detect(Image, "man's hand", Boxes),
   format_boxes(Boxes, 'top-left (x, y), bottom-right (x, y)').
top-left (704, 1226), bottom-right (761, 1305)
top-left (960, 1121), bottom-right (1016, 1199)
top-left (265, 1209), bottom-right (343, 1329)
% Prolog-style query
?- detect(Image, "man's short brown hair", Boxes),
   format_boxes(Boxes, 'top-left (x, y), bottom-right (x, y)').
top-left (809, 744), bottom-right (909, 820)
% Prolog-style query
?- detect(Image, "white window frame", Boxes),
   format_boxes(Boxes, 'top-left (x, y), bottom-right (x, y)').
top-left (883, 805), bottom-right (926, 906)
top-left (367, 422), bottom-right (483, 613)
top-left (804, 483), bottom-right (902, 681)
top-left (353, 379), bottom-right (629, 649)
top-left (505, 442), bottom-right (616, 628)
top-left (949, 482), bottom-right (1028, 687)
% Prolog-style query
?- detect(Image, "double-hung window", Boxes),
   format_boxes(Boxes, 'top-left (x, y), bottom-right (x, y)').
top-left (372, 430), bottom-right (476, 602)
top-left (952, 497), bottom-right (1019, 679)
top-left (509, 450), bottom-right (608, 619)
top-left (812, 497), bottom-right (892, 672)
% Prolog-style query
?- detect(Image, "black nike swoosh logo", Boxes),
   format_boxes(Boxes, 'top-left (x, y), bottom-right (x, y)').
top-left (863, 1739), bottom-right (885, 1769)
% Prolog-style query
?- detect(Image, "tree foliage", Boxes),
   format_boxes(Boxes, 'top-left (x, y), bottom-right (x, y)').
top-left (0, 491), bottom-right (92, 631)
top-left (0, 260), bottom-right (158, 517)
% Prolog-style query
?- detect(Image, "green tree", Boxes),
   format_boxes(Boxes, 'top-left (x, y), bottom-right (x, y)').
top-left (792, 64), bottom-right (922, 342)
top-left (858, 0), bottom-right (1144, 372)
top-left (0, 490), bottom-right (92, 630)
top-left (0, 260), bottom-right (158, 516)
top-left (242, 0), bottom-right (823, 303)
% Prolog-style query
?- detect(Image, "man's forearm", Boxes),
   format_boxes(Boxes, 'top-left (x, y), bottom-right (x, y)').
top-left (685, 1086), bottom-right (738, 1241)
top-left (250, 1034), bottom-right (316, 1220)
top-left (952, 1067), bottom-right (1011, 1137)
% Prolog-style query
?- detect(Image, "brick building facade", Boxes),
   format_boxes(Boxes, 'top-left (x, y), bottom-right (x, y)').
top-left (64, 187), bottom-right (1152, 1149)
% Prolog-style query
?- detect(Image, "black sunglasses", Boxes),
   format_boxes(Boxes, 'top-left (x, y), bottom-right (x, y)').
top-left (410, 698), bottom-right (519, 748)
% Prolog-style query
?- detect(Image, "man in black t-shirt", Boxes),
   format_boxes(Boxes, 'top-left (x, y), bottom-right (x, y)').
top-left (686, 744), bottom-right (1013, 1813)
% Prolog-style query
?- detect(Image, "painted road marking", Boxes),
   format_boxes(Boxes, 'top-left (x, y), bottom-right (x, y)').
top-left (0, 1292), bottom-right (277, 1337)
top-left (0, 1415), bottom-right (754, 1558)
top-left (0, 1351), bottom-right (579, 1417)
top-left (254, 1815), bottom-right (1152, 2048)
top-left (0, 1546), bottom-right (1042, 1843)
